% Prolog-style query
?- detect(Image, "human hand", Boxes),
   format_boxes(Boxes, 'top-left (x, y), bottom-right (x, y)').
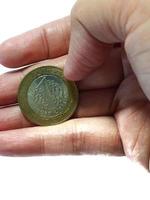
top-left (64, 0), bottom-right (150, 170)
top-left (0, 0), bottom-right (150, 170)
top-left (0, 17), bottom-right (123, 159)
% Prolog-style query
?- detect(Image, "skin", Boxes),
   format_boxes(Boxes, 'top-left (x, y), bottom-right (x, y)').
top-left (0, 0), bottom-right (150, 170)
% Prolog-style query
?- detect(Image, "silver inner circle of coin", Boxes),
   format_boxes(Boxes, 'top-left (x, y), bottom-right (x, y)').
top-left (27, 75), bottom-right (69, 118)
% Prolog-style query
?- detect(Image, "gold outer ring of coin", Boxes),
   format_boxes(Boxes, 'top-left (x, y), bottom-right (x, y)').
top-left (18, 66), bottom-right (79, 126)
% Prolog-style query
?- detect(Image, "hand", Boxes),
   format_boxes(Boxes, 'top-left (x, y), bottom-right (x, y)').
top-left (0, 0), bottom-right (149, 170)
top-left (64, 0), bottom-right (150, 170)
top-left (0, 17), bottom-right (123, 158)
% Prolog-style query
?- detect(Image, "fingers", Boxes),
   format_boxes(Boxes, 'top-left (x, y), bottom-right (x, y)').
top-left (0, 48), bottom-right (123, 106)
top-left (0, 17), bottom-right (70, 67)
top-left (0, 117), bottom-right (123, 156)
top-left (0, 88), bottom-right (116, 130)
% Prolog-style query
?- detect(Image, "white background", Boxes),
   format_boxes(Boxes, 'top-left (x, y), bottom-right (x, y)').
top-left (0, 0), bottom-right (150, 200)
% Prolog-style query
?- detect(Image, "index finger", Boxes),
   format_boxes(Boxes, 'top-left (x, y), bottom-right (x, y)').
top-left (0, 17), bottom-right (70, 68)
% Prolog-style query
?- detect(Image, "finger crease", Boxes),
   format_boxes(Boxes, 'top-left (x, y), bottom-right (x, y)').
top-left (40, 28), bottom-right (50, 59)
top-left (38, 133), bottom-right (46, 154)
top-left (71, 121), bottom-right (85, 154)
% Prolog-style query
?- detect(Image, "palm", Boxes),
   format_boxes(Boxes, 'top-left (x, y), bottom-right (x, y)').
top-left (78, 49), bottom-right (150, 169)
top-left (114, 74), bottom-right (150, 169)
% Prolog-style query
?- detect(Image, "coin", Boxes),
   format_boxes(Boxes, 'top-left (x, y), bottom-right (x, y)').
top-left (18, 66), bottom-right (79, 126)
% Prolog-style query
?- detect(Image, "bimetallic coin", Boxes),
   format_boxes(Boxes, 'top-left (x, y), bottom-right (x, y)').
top-left (18, 66), bottom-right (79, 126)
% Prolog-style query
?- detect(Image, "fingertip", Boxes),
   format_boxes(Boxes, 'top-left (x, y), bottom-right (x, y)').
top-left (64, 68), bottom-right (75, 81)
top-left (64, 59), bottom-right (84, 81)
top-left (0, 37), bottom-right (26, 68)
top-left (0, 40), bottom-right (14, 67)
top-left (0, 33), bottom-right (40, 68)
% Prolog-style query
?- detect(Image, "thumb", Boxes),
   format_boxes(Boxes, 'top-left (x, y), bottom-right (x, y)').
top-left (65, 0), bottom-right (150, 100)
top-left (64, 0), bottom-right (123, 81)
top-left (64, 14), bottom-right (112, 80)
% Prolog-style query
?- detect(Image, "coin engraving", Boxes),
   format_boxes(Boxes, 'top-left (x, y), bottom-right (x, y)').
top-left (27, 75), bottom-right (69, 118)
top-left (18, 66), bottom-right (78, 126)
